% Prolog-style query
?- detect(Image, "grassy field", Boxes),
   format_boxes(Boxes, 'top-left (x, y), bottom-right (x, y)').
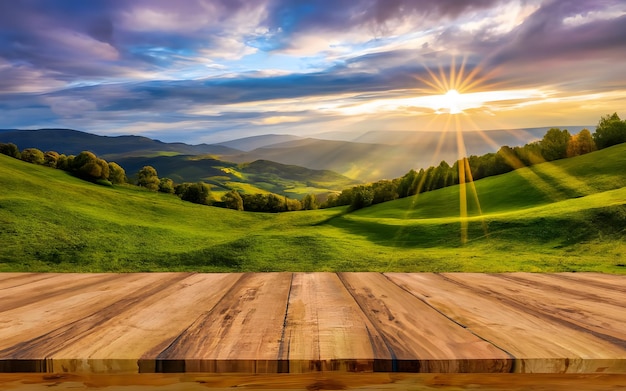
top-left (1, 144), bottom-right (625, 273)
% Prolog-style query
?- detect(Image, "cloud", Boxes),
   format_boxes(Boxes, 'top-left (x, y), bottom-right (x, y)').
top-left (486, 1), bottom-right (626, 66)
top-left (0, 0), bottom-right (625, 142)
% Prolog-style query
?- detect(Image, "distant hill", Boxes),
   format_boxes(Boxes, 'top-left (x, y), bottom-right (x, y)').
top-left (1, 126), bottom-right (597, 183)
top-left (224, 139), bottom-right (416, 181)
top-left (0, 128), bottom-right (241, 157)
top-left (221, 127), bottom-right (595, 181)
top-left (114, 155), bottom-right (359, 196)
top-left (0, 128), bottom-right (358, 196)
top-left (216, 134), bottom-right (304, 151)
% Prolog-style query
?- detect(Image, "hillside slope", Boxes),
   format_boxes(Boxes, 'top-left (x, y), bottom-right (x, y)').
top-left (0, 145), bottom-right (624, 273)
top-left (114, 155), bottom-right (359, 196)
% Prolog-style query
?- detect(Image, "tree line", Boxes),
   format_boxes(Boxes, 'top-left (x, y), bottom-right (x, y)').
top-left (0, 146), bottom-right (126, 186)
top-left (133, 164), bottom-right (308, 212)
top-left (0, 142), bottom-right (309, 212)
top-left (320, 112), bottom-right (626, 210)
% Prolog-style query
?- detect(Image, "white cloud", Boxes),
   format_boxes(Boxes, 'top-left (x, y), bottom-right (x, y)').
top-left (562, 8), bottom-right (626, 27)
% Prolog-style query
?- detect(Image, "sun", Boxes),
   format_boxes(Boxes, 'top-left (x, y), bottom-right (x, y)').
top-left (443, 89), bottom-right (462, 114)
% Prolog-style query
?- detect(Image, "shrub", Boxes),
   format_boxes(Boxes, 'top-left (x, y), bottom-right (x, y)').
top-left (20, 148), bottom-right (45, 164)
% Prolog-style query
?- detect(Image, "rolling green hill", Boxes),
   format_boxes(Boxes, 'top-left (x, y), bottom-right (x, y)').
top-left (0, 144), bottom-right (624, 273)
top-left (1, 128), bottom-right (360, 198)
top-left (113, 155), bottom-right (359, 197)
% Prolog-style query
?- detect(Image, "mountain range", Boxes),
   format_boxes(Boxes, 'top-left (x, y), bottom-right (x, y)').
top-left (0, 126), bottom-right (592, 184)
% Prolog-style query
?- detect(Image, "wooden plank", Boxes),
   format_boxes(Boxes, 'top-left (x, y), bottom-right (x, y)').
top-left (1, 272), bottom-right (625, 376)
top-left (465, 273), bottom-right (626, 341)
top-left (386, 273), bottom-right (626, 373)
top-left (155, 272), bottom-right (293, 373)
top-left (338, 273), bottom-right (512, 373)
top-left (48, 273), bottom-right (241, 374)
top-left (0, 273), bottom-right (192, 372)
top-left (280, 272), bottom-right (390, 373)
top-left (0, 273), bottom-right (158, 351)
top-left (1, 372), bottom-right (626, 390)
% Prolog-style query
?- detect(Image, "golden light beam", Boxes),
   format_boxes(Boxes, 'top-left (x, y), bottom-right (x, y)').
top-left (462, 156), bottom-right (489, 239)
top-left (459, 112), bottom-right (572, 203)
top-left (406, 114), bottom-right (454, 213)
top-left (455, 115), bottom-right (469, 244)
top-left (401, 54), bottom-right (600, 247)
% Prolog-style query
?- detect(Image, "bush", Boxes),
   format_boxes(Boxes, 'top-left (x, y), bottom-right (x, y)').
top-left (0, 143), bottom-right (20, 158)
top-left (72, 151), bottom-right (109, 180)
top-left (108, 162), bottom-right (126, 184)
top-left (222, 190), bottom-right (244, 211)
top-left (21, 148), bottom-right (45, 164)
top-left (137, 166), bottom-right (160, 191)
top-left (178, 182), bottom-right (212, 205)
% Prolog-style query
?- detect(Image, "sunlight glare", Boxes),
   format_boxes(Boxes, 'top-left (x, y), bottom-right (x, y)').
top-left (444, 89), bottom-right (462, 114)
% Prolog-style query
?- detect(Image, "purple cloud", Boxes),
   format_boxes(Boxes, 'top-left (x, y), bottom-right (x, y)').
top-left (0, 0), bottom-right (625, 141)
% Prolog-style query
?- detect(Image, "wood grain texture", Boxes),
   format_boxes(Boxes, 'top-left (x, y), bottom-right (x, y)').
top-left (0, 272), bottom-right (625, 376)
top-left (155, 272), bottom-right (293, 373)
top-left (338, 272), bottom-right (512, 373)
top-left (385, 273), bottom-right (626, 373)
top-left (280, 272), bottom-right (389, 373)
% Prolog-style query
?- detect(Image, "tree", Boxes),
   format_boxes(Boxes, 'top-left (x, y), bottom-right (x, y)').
top-left (179, 182), bottom-right (211, 205)
top-left (302, 194), bottom-right (318, 210)
top-left (397, 169), bottom-right (417, 198)
top-left (567, 129), bottom-right (597, 157)
top-left (20, 148), bottom-right (45, 164)
top-left (43, 151), bottom-right (60, 167)
top-left (108, 162), bottom-right (127, 184)
top-left (495, 146), bottom-right (519, 172)
top-left (266, 193), bottom-right (284, 212)
top-left (540, 128), bottom-right (571, 161)
top-left (371, 180), bottom-right (398, 204)
top-left (320, 193), bottom-right (338, 208)
top-left (432, 161), bottom-right (452, 190)
top-left (137, 166), bottom-right (160, 191)
top-left (241, 193), bottom-right (267, 212)
top-left (158, 177), bottom-right (174, 193)
top-left (350, 186), bottom-right (374, 210)
top-left (593, 112), bottom-right (626, 149)
top-left (0, 143), bottom-right (20, 158)
top-left (71, 151), bottom-right (109, 180)
top-left (57, 154), bottom-right (73, 171)
top-left (284, 197), bottom-right (302, 211)
top-left (512, 142), bottom-right (543, 166)
top-left (222, 190), bottom-right (244, 211)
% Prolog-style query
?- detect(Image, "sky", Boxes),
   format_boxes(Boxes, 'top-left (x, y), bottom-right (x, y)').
top-left (0, 0), bottom-right (625, 143)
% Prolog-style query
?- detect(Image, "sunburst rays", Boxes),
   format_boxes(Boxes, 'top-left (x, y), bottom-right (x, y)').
top-left (400, 56), bottom-right (587, 246)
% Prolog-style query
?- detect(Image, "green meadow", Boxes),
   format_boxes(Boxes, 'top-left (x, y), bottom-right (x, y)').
top-left (1, 144), bottom-right (625, 273)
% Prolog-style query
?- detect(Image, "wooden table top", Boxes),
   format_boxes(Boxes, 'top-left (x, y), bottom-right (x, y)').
top-left (0, 272), bottom-right (624, 375)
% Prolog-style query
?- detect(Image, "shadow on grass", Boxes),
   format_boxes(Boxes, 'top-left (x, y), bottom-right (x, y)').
top-left (322, 205), bottom-right (626, 249)
top-left (162, 233), bottom-right (337, 271)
